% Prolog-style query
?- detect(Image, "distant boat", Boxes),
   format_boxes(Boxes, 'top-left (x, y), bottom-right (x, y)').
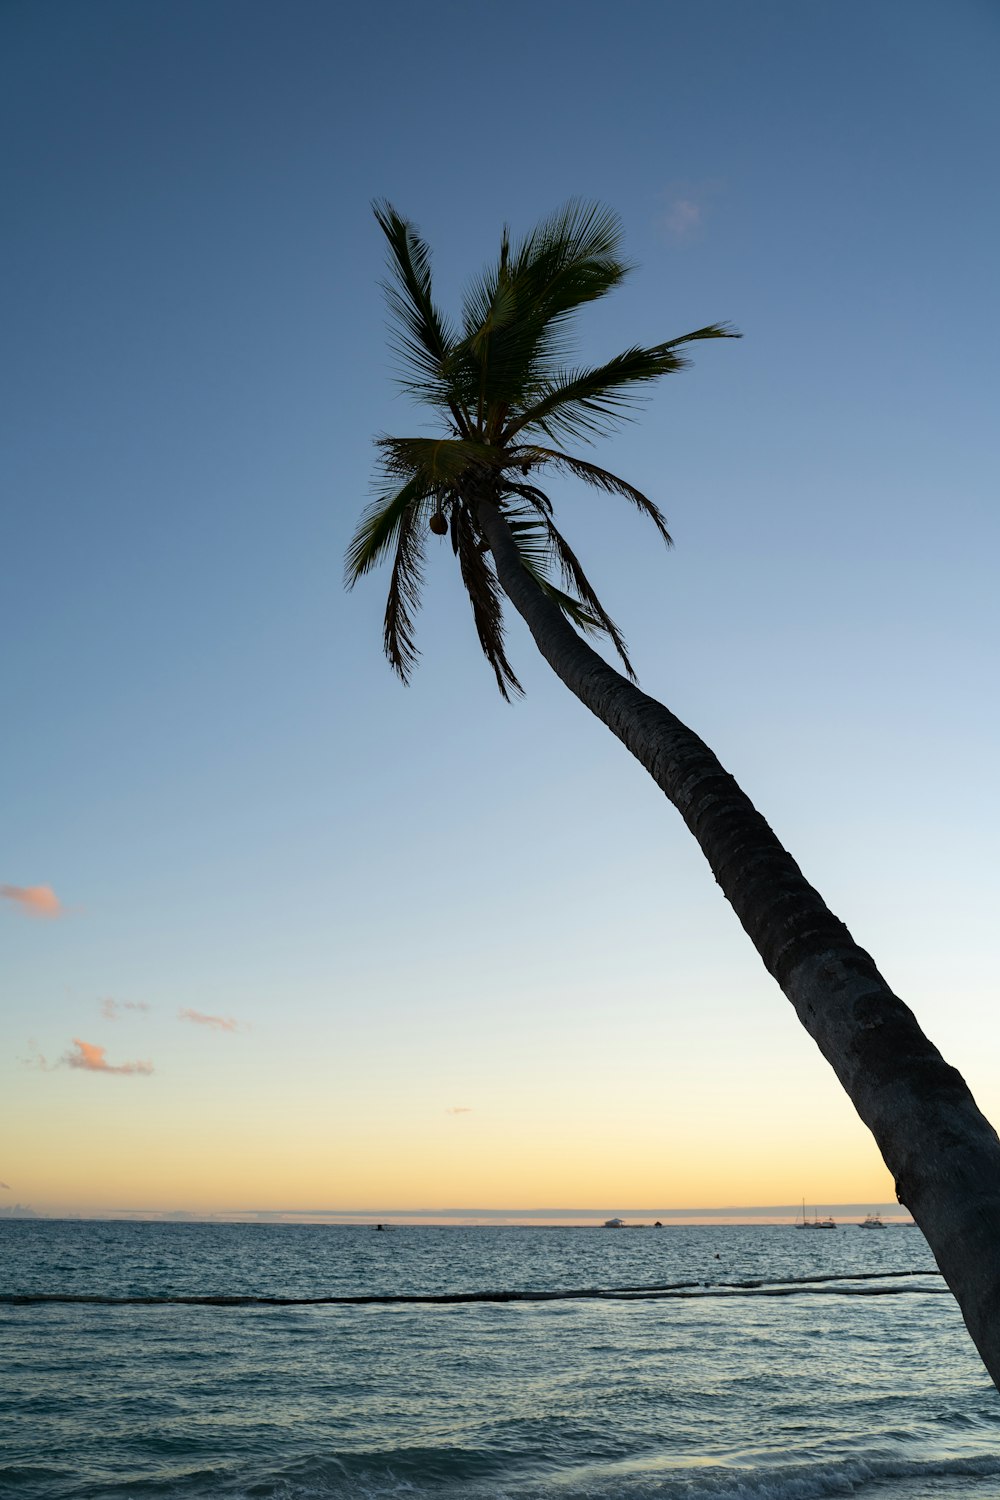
top-left (857, 1213), bottom-right (886, 1228)
top-left (795, 1200), bottom-right (837, 1229)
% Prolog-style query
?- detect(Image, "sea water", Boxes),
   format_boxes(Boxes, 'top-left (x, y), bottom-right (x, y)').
top-left (2, 1219), bottom-right (999, 1500)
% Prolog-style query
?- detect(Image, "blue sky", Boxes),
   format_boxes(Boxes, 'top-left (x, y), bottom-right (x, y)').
top-left (2, 0), bottom-right (997, 1217)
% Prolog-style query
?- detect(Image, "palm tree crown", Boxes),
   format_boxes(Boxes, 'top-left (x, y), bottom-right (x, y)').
top-left (347, 201), bottom-right (738, 697)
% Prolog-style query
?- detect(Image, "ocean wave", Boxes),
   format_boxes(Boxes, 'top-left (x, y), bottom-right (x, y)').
top-left (14, 1451), bottom-right (997, 1500)
top-left (0, 1270), bottom-right (944, 1311)
top-left (256, 1451), bottom-right (1000, 1500)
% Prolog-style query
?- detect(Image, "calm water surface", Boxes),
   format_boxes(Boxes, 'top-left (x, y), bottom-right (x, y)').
top-left (2, 1221), bottom-right (998, 1500)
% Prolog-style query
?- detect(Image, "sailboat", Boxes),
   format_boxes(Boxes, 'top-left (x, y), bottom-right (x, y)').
top-left (795, 1199), bottom-right (837, 1229)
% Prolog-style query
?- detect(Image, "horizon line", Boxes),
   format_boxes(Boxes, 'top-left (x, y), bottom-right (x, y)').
top-left (2, 1201), bottom-right (911, 1224)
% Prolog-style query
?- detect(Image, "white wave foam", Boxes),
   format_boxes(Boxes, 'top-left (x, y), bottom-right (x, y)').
top-left (222, 1451), bottom-right (1000, 1500)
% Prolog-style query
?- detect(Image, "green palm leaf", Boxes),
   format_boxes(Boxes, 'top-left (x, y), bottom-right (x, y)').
top-left (383, 501), bottom-right (428, 682)
top-left (345, 474), bottom-right (432, 586)
top-left (501, 505), bottom-right (634, 675)
top-left (373, 201), bottom-right (474, 432)
top-left (455, 202), bottom-right (631, 428)
top-left (452, 505), bottom-right (523, 699)
top-left (506, 448), bottom-right (672, 545)
top-left (508, 200), bottom-right (629, 329)
top-left (537, 513), bottom-right (635, 678)
top-left (373, 201), bottom-right (454, 379)
top-left (504, 325), bottom-right (738, 444)
top-left (377, 436), bottom-right (501, 487)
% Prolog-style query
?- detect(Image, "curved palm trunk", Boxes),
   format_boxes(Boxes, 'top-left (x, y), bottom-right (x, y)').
top-left (479, 499), bottom-right (1000, 1389)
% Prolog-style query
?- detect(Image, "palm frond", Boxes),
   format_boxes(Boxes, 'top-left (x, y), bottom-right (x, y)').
top-left (536, 513), bottom-right (636, 679)
top-left (462, 268), bottom-right (520, 355)
top-left (504, 513), bottom-right (553, 573)
top-left (501, 479), bottom-right (554, 517)
top-left (506, 202), bottom-right (629, 383)
top-left (502, 346), bottom-right (684, 443)
top-left (507, 448), bottom-right (672, 545)
top-left (658, 322), bottom-right (742, 350)
top-left (377, 435), bottom-right (500, 487)
top-left (452, 505), bottom-right (523, 699)
top-left (374, 201), bottom-right (467, 421)
top-left (451, 202), bottom-right (632, 426)
top-left (504, 324), bottom-right (739, 443)
top-left (503, 514), bottom-right (603, 634)
top-left (383, 499), bottom-right (429, 682)
top-left (459, 268), bottom-right (522, 432)
top-left (512, 560), bottom-right (605, 634)
top-left (499, 505), bottom-right (634, 676)
top-left (538, 581), bottom-right (607, 633)
top-left (345, 473), bottom-right (432, 586)
top-left (509, 200), bottom-right (629, 324)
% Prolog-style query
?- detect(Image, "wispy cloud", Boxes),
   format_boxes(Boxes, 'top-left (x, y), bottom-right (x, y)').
top-left (662, 198), bottom-right (702, 241)
top-left (1, 1182), bottom-right (9, 1190)
top-left (63, 1039), bottom-right (153, 1076)
top-left (101, 997), bottom-right (151, 1021)
top-left (446, 1106), bottom-right (473, 1115)
top-left (657, 180), bottom-right (724, 245)
top-left (1, 884), bottom-right (63, 919)
top-left (178, 1008), bottom-right (243, 1033)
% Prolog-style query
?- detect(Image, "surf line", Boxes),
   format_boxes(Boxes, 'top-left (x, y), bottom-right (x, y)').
top-left (1, 1270), bottom-right (943, 1309)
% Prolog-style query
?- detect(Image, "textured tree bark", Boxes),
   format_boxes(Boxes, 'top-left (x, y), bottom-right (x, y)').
top-left (479, 497), bottom-right (1000, 1390)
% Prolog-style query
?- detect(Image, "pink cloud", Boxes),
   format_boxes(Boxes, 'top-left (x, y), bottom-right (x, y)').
top-left (101, 997), bottom-right (151, 1021)
top-left (63, 1038), bottom-right (153, 1076)
top-left (1, 884), bottom-right (63, 919)
top-left (446, 1106), bottom-right (473, 1115)
top-left (178, 1008), bottom-right (241, 1033)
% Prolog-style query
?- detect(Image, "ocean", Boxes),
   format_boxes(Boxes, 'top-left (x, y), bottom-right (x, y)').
top-left (2, 1219), bottom-right (999, 1500)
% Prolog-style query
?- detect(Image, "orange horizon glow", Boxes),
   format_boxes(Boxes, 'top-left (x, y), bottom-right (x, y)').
top-left (6, 1119), bottom-right (897, 1221)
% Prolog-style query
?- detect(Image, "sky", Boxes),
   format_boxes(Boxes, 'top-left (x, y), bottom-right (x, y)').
top-left (1, 0), bottom-right (997, 1223)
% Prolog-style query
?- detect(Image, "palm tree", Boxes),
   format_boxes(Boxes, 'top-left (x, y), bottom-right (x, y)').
top-left (347, 201), bottom-right (1000, 1387)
